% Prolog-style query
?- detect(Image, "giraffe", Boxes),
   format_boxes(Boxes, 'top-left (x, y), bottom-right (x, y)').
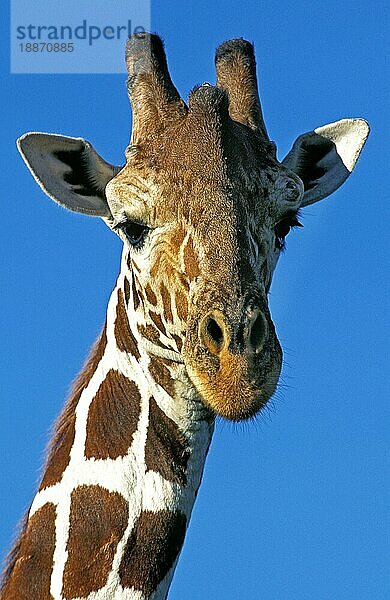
top-left (1, 33), bottom-right (369, 600)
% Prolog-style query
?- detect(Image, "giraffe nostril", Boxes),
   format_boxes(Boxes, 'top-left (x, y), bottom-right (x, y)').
top-left (199, 311), bottom-right (229, 356)
top-left (206, 317), bottom-right (224, 349)
top-left (247, 311), bottom-right (268, 353)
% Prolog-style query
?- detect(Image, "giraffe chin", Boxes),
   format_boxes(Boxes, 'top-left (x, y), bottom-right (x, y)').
top-left (185, 346), bottom-right (282, 421)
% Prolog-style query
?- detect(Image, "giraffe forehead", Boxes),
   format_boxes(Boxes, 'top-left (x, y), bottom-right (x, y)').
top-left (108, 110), bottom-right (298, 226)
top-left (109, 165), bottom-right (287, 233)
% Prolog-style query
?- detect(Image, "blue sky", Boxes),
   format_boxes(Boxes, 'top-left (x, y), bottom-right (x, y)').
top-left (1, 1), bottom-right (389, 599)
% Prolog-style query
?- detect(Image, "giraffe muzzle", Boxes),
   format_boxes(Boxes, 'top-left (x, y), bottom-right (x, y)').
top-left (184, 298), bottom-right (281, 421)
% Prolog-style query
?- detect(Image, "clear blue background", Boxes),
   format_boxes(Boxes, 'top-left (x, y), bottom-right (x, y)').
top-left (1, 2), bottom-right (389, 599)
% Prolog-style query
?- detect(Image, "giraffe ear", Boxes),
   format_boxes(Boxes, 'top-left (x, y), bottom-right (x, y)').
top-left (282, 118), bottom-right (369, 207)
top-left (17, 132), bottom-right (123, 217)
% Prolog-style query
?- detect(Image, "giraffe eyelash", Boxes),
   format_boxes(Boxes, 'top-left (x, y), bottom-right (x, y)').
top-left (116, 220), bottom-right (151, 250)
top-left (274, 211), bottom-right (303, 251)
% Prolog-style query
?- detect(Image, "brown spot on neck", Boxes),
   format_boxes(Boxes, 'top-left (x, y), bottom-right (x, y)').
top-left (0, 503), bottom-right (56, 599)
top-left (119, 510), bottom-right (187, 596)
top-left (115, 288), bottom-right (141, 360)
top-left (137, 323), bottom-right (173, 352)
top-left (124, 276), bottom-right (131, 305)
top-left (145, 283), bottom-right (158, 306)
top-left (148, 356), bottom-right (176, 397)
top-left (145, 397), bottom-right (190, 485)
top-left (85, 369), bottom-right (142, 459)
top-left (62, 485), bottom-right (128, 599)
top-left (131, 270), bottom-right (141, 311)
top-left (149, 310), bottom-right (167, 337)
top-left (172, 333), bottom-right (184, 352)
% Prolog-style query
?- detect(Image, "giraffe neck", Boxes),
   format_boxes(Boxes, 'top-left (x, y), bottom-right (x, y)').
top-left (2, 252), bottom-right (214, 600)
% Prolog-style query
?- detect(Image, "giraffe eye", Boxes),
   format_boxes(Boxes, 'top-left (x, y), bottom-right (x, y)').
top-left (274, 215), bottom-right (302, 250)
top-left (121, 221), bottom-right (150, 248)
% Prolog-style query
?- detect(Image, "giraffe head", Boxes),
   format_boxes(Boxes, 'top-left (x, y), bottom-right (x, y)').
top-left (17, 34), bottom-right (368, 421)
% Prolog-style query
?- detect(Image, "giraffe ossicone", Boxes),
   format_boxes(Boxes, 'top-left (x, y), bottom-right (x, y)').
top-left (2, 33), bottom-right (369, 600)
